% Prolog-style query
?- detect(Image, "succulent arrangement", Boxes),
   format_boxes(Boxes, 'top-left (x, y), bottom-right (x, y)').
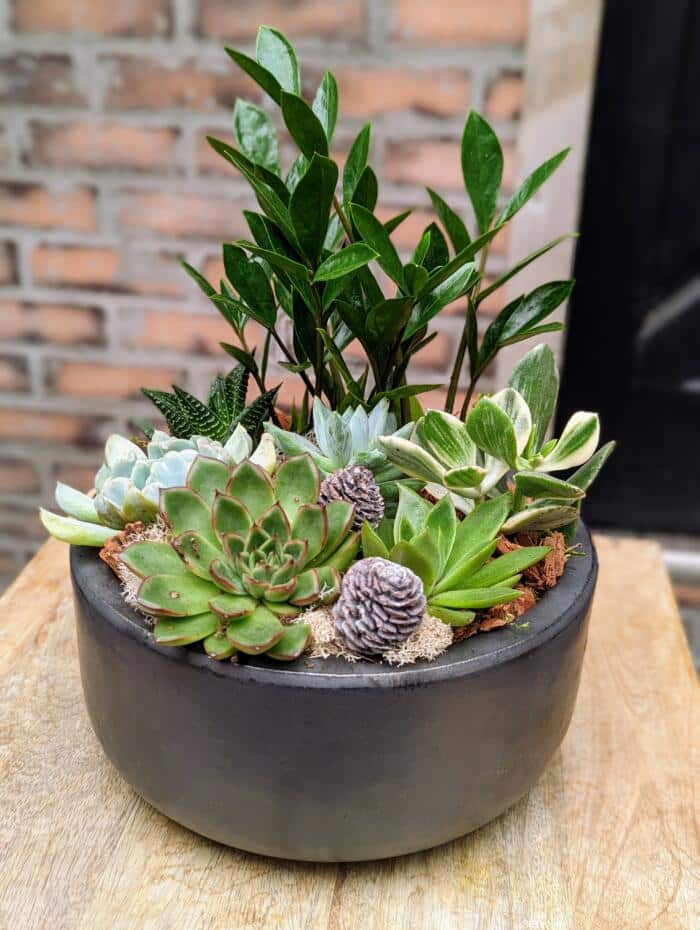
top-left (41, 25), bottom-right (615, 668)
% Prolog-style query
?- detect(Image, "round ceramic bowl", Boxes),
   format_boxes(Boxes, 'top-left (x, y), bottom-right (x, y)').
top-left (70, 522), bottom-right (597, 862)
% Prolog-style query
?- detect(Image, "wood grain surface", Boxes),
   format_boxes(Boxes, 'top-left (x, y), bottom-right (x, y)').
top-left (0, 536), bottom-right (698, 929)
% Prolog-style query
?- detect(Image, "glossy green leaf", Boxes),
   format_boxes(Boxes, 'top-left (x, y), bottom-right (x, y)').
top-left (350, 203), bottom-right (406, 290)
top-left (255, 26), bottom-right (300, 95)
top-left (476, 234), bottom-right (577, 306)
top-left (290, 153), bottom-right (338, 263)
top-left (312, 71), bottom-right (338, 142)
top-left (498, 148), bottom-right (569, 224)
top-left (233, 99), bottom-right (280, 174)
top-left (351, 165), bottom-right (379, 211)
top-left (313, 243), bottom-right (378, 282)
top-left (508, 344), bottom-right (559, 454)
top-left (424, 494), bottom-right (457, 579)
top-left (225, 47), bottom-right (282, 103)
top-left (427, 188), bottom-right (470, 253)
top-left (237, 242), bottom-right (310, 281)
top-left (416, 225), bottom-right (502, 297)
top-left (206, 136), bottom-right (289, 204)
top-left (461, 111), bottom-right (503, 234)
top-left (448, 493), bottom-right (511, 568)
top-left (500, 280), bottom-right (574, 344)
top-left (406, 261), bottom-right (478, 338)
top-left (343, 123), bottom-right (371, 202)
top-left (153, 612), bottom-right (219, 646)
top-left (281, 91), bottom-right (328, 159)
top-left (120, 541), bottom-right (186, 578)
top-left (138, 573), bottom-right (219, 617)
top-left (366, 297), bottom-right (412, 344)
top-left (383, 209), bottom-right (412, 235)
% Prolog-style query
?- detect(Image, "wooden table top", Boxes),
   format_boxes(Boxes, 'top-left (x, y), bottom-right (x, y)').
top-left (0, 536), bottom-right (698, 929)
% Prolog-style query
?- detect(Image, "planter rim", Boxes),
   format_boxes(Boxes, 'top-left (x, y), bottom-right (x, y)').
top-left (70, 521), bottom-right (597, 690)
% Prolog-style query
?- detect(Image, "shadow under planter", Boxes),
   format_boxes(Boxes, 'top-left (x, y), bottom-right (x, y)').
top-left (70, 522), bottom-right (597, 862)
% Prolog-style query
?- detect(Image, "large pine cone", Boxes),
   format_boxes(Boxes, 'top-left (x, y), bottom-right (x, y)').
top-left (319, 465), bottom-right (384, 530)
top-left (333, 557), bottom-right (426, 654)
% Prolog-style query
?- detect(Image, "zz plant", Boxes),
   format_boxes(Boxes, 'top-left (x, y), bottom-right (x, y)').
top-left (183, 26), bottom-right (577, 427)
top-left (121, 454), bottom-right (360, 661)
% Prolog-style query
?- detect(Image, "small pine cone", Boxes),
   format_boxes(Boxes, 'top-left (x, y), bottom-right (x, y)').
top-left (333, 557), bottom-right (426, 654)
top-left (319, 465), bottom-right (384, 530)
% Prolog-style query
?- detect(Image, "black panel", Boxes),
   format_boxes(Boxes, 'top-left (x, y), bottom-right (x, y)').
top-left (558, 0), bottom-right (700, 533)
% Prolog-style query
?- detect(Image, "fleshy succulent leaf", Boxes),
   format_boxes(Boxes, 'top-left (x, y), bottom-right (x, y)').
top-left (266, 623), bottom-right (311, 660)
top-left (172, 531), bottom-right (224, 580)
top-left (137, 573), bottom-right (220, 617)
top-left (203, 631), bottom-right (238, 660)
top-left (430, 587), bottom-right (521, 610)
top-left (225, 461), bottom-right (275, 520)
top-left (120, 541), bottom-right (186, 578)
top-left (274, 454), bottom-right (321, 521)
top-left (55, 482), bottom-right (100, 524)
top-left (186, 457), bottom-right (231, 505)
top-left (208, 592), bottom-right (257, 619)
top-left (226, 604), bottom-right (285, 654)
top-left (153, 612), bottom-right (219, 646)
top-left (291, 504), bottom-right (327, 563)
top-left (161, 488), bottom-right (218, 545)
top-left (462, 546), bottom-right (550, 588)
top-left (39, 509), bottom-right (119, 547)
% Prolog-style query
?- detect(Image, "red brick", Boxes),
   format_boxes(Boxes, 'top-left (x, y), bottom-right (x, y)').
top-left (202, 253), bottom-right (225, 286)
top-left (485, 74), bottom-right (524, 121)
top-left (53, 463), bottom-right (100, 492)
top-left (0, 409), bottom-right (107, 445)
top-left (395, 0), bottom-right (528, 45)
top-left (26, 122), bottom-right (179, 173)
top-left (103, 56), bottom-right (259, 111)
top-left (129, 310), bottom-right (264, 357)
top-left (0, 127), bottom-right (9, 167)
top-left (198, 0), bottom-right (366, 40)
top-left (12, 0), bottom-right (172, 36)
top-left (0, 54), bottom-right (86, 107)
top-left (318, 68), bottom-right (470, 118)
top-left (0, 301), bottom-right (104, 346)
top-left (384, 139), bottom-right (517, 191)
top-left (0, 459), bottom-right (40, 494)
top-left (117, 190), bottom-right (249, 240)
top-left (0, 356), bottom-right (30, 393)
top-left (0, 242), bottom-right (18, 285)
top-left (0, 183), bottom-right (96, 232)
top-left (31, 245), bottom-right (185, 298)
top-left (50, 361), bottom-right (184, 400)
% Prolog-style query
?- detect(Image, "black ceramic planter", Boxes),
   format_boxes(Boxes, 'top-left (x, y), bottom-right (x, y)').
top-left (70, 522), bottom-right (597, 862)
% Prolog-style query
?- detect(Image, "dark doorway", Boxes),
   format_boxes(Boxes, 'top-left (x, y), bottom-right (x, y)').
top-left (558, 0), bottom-right (700, 534)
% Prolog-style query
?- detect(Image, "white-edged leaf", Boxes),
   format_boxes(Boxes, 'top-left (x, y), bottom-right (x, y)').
top-left (508, 344), bottom-right (559, 454)
top-left (538, 411), bottom-right (600, 472)
top-left (502, 504), bottom-right (580, 533)
top-left (514, 471), bottom-right (585, 501)
top-left (414, 410), bottom-right (476, 470)
top-left (375, 435), bottom-right (445, 485)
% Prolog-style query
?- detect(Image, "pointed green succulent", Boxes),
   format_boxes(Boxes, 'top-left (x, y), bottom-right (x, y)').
top-left (377, 344), bottom-right (614, 532)
top-left (361, 487), bottom-right (549, 628)
top-left (121, 454), bottom-right (360, 661)
top-left (265, 397), bottom-right (415, 512)
top-left (39, 426), bottom-right (276, 546)
top-left (142, 365), bottom-right (278, 444)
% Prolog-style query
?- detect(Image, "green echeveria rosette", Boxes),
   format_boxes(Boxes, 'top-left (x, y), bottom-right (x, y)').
top-left (39, 426), bottom-right (276, 546)
top-left (120, 454), bottom-right (360, 662)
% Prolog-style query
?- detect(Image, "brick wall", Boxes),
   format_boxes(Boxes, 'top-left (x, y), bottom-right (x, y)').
top-left (0, 0), bottom-right (529, 587)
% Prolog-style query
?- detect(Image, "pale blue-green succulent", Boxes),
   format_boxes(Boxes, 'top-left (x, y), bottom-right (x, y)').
top-left (40, 426), bottom-right (276, 546)
top-left (265, 397), bottom-right (414, 512)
